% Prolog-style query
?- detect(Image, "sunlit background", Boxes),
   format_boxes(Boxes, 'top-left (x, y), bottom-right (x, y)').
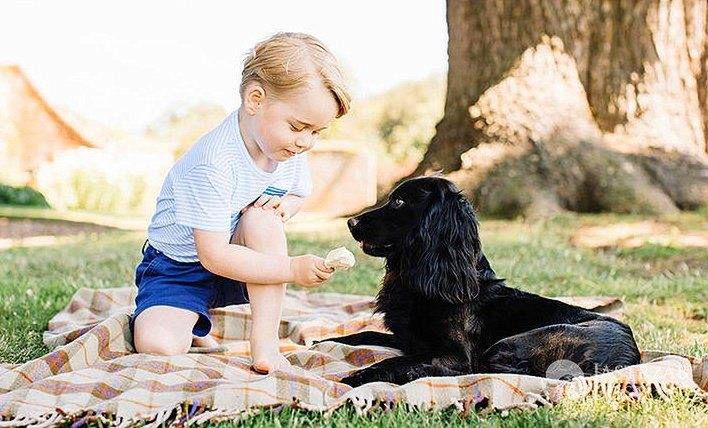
top-left (1, 0), bottom-right (447, 130)
top-left (0, 0), bottom-right (448, 218)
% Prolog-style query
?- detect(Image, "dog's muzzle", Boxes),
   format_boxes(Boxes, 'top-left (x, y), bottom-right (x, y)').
top-left (347, 217), bottom-right (359, 229)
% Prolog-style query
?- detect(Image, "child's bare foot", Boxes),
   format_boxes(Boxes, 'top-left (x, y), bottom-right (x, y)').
top-left (251, 354), bottom-right (290, 374)
top-left (192, 335), bottom-right (219, 348)
top-left (251, 337), bottom-right (291, 374)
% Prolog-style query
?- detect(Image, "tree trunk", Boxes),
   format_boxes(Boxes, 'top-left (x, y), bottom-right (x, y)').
top-left (406, 0), bottom-right (708, 217)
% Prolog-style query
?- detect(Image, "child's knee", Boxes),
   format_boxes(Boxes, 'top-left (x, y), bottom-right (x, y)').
top-left (240, 207), bottom-right (284, 230)
top-left (134, 324), bottom-right (192, 355)
top-left (236, 208), bottom-right (287, 250)
top-left (133, 308), bottom-right (195, 355)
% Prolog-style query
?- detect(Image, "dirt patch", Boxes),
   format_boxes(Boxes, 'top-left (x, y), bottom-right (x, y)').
top-left (0, 217), bottom-right (118, 240)
top-left (570, 221), bottom-right (708, 249)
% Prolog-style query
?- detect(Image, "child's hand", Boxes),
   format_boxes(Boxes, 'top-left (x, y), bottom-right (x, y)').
top-left (253, 195), bottom-right (298, 222)
top-left (289, 255), bottom-right (334, 288)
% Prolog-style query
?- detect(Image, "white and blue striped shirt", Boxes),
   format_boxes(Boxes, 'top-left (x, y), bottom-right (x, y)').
top-left (147, 110), bottom-right (312, 262)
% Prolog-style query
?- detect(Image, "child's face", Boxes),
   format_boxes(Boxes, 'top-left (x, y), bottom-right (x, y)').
top-left (248, 81), bottom-right (339, 162)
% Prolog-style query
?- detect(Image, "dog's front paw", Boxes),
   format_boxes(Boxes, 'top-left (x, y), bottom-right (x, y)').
top-left (340, 372), bottom-right (369, 388)
top-left (340, 368), bottom-right (385, 387)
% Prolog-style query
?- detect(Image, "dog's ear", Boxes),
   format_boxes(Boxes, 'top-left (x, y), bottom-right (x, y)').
top-left (400, 188), bottom-right (481, 303)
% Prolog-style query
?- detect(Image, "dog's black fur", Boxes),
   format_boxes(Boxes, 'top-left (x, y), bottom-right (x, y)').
top-left (324, 177), bottom-right (641, 387)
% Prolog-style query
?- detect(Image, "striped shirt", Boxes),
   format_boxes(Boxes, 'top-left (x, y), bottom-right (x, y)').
top-left (147, 110), bottom-right (312, 262)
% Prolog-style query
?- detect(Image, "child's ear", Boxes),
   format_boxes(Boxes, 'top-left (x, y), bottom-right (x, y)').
top-left (244, 83), bottom-right (266, 115)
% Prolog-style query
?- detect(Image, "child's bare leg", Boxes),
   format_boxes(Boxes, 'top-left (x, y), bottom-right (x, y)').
top-left (134, 306), bottom-right (198, 355)
top-left (232, 207), bottom-right (289, 373)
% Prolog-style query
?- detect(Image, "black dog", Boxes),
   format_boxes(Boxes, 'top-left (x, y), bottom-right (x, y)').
top-left (324, 176), bottom-right (640, 387)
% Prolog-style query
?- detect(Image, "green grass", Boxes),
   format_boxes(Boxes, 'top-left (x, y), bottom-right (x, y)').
top-left (0, 211), bottom-right (706, 426)
top-left (0, 203), bottom-right (146, 230)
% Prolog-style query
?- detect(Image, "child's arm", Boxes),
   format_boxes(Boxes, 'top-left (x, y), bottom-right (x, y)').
top-left (194, 228), bottom-right (330, 286)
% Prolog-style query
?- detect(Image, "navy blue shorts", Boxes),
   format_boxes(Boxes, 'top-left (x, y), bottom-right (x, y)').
top-left (131, 241), bottom-right (249, 337)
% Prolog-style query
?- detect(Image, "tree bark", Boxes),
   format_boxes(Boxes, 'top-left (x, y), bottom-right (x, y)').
top-left (404, 0), bottom-right (708, 217)
top-left (416, 0), bottom-right (708, 177)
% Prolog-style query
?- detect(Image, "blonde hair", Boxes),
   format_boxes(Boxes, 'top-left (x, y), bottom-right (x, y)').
top-left (240, 32), bottom-right (351, 117)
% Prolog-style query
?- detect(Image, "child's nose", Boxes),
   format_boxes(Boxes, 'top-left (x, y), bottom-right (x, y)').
top-left (295, 137), bottom-right (312, 152)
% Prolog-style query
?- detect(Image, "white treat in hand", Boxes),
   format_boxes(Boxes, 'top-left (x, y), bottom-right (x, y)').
top-left (324, 247), bottom-right (356, 271)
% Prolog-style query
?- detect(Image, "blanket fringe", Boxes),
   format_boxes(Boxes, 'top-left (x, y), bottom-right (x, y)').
top-left (0, 379), bottom-right (704, 427)
top-left (559, 377), bottom-right (708, 404)
top-left (0, 411), bottom-right (61, 428)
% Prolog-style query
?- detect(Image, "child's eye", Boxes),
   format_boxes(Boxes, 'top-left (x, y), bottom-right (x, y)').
top-left (290, 124), bottom-right (303, 132)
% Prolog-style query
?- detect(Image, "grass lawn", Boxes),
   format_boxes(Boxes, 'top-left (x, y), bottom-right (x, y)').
top-left (0, 209), bottom-right (706, 426)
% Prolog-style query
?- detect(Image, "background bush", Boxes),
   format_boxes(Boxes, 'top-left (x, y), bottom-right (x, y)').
top-left (34, 147), bottom-right (172, 215)
top-left (0, 183), bottom-right (49, 207)
top-left (324, 74), bottom-right (445, 164)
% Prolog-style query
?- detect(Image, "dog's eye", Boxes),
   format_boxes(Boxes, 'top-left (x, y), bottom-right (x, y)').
top-left (391, 198), bottom-right (405, 209)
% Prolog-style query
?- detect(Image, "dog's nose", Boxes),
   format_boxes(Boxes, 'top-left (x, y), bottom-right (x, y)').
top-left (347, 217), bottom-right (359, 230)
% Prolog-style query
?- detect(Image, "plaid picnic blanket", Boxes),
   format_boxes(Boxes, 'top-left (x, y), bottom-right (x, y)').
top-left (0, 287), bottom-right (705, 427)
